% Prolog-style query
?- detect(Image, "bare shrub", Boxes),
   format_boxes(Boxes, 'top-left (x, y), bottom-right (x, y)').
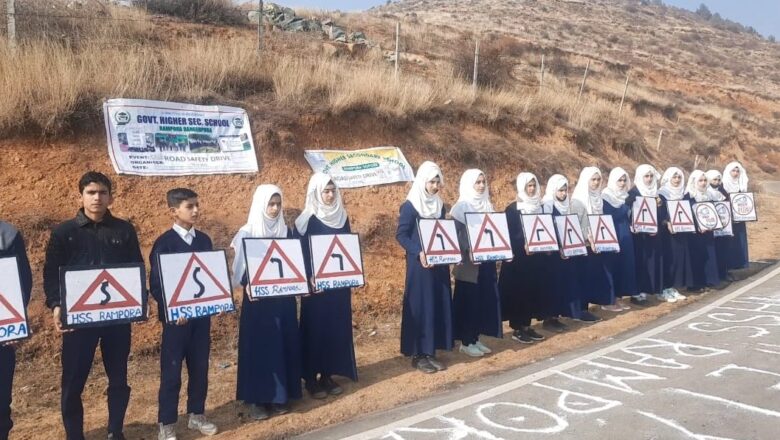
top-left (144, 0), bottom-right (245, 25)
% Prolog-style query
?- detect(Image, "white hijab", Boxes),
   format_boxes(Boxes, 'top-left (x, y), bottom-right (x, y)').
top-left (658, 167), bottom-right (686, 201)
top-left (705, 169), bottom-right (726, 201)
top-left (687, 170), bottom-right (715, 202)
top-left (722, 161), bottom-right (748, 193)
top-left (450, 169), bottom-right (494, 223)
top-left (571, 167), bottom-right (604, 215)
top-left (294, 172), bottom-right (348, 235)
top-left (542, 174), bottom-right (569, 215)
top-left (230, 184), bottom-right (288, 284)
top-left (634, 164), bottom-right (659, 198)
top-left (601, 167), bottom-right (630, 208)
top-left (515, 172), bottom-right (542, 214)
top-left (406, 161), bottom-right (444, 218)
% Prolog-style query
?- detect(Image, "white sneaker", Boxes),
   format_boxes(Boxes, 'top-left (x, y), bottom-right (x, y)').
top-left (459, 343), bottom-right (484, 357)
top-left (188, 414), bottom-right (217, 436)
top-left (474, 340), bottom-right (492, 354)
top-left (657, 291), bottom-right (677, 303)
top-left (158, 423), bottom-right (177, 440)
top-left (672, 290), bottom-right (687, 300)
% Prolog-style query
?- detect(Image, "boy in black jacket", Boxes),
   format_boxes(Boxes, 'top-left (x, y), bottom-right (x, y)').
top-left (149, 189), bottom-right (217, 440)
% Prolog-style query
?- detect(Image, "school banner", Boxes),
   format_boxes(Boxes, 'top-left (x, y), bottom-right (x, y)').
top-left (303, 147), bottom-right (414, 188)
top-left (103, 98), bottom-right (259, 176)
top-left (0, 257), bottom-right (30, 343)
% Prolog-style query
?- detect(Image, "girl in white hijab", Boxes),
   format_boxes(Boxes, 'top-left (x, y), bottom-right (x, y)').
top-left (658, 168), bottom-right (692, 301)
top-left (397, 161), bottom-right (452, 373)
top-left (294, 173), bottom-right (348, 235)
top-left (722, 161), bottom-right (749, 193)
top-left (705, 169), bottom-right (727, 201)
top-left (658, 167), bottom-right (686, 201)
top-left (686, 170), bottom-right (721, 291)
top-left (719, 161), bottom-right (750, 270)
top-left (450, 170), bottom-right (502, 358)
top-left (602, 167), bottom-right (630, 210)
top-left (542, 174), bottom-right (570, 215)
top-left (628, 164), bottom-right (665, 303)
top-left (601, 167), bottom-right (639, 309)
top-left (515, 172), bottom-right (543, 214)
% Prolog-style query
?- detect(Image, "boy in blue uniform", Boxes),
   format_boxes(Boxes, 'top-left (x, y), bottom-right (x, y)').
top-left (149, 188), bottom-right (218, 440)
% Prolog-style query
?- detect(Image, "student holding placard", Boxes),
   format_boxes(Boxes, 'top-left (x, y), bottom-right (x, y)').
top-left (0, 221), bottom-right (32, 440)
top-left (42, 172), bottom-right (143, 440)
top-left (627, 164), bottom-right (665, 305)
top-left (601, 168), bottom-right (638, 308)
top-left (686, 171), bottom-right (721, 292)
top-left (570, 167), bottom-right (614, 315)
top-left (231, 185), bottom-right (302, 421)
top-left (658, 167), bottom-right (693, 302)
top-left (148, 188), bottom-right (219, 439)
top-left (450, 169), bottom-right (502, 358)
top-left (706, 169), bottom-right (731, 280)
top-left (397, 162), bottom-right (453, 373)
top-left (295, 173), bottom-right (358, 396)
top-left (498, 172), bottom-right (551, 343)
top-left (722, 162), bottom-right (750, 270)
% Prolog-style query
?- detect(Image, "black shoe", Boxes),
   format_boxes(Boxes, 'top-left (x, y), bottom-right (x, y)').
top-left (543, 318), bottom-right (567, 332)
top-left (412, 356), bottom-right (437, 374)
top-left (271, 403), bottom-right (290, 415)
top-left (577, 311), bottom-right (602, 322)
top-left (426, 355), bottom-right (446, 371)
top-left (305, 380), bottom-right (328, 399)
top-left (511, 329), bottom-right (533, 344)
top-left (525, 328), bottom-right (545, 341)
top-left (319, 375), bottom-right (343, 395)
top-left (630, 296), bottom-right (648, 306)
top-left (250, 404), bottom-right (270, 420)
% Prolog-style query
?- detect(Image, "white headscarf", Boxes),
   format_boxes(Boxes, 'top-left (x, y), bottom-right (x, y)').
top-left (542, 174), bottom-right (569, 215)
top-left (571, 167), bottom-right (604, 215)
top-left (658, 167), bottom-right (686, 201)
top-left (722, 161), bottom-right (748, 193)
top-left (705, 169), bottom-right (722, 184)
top-left (634, 164), bottom-right (659, 198)
top-left (406, 161), bottom-right (444, 218)
top-left (705, 169), bottom-right (726, 201)
top-left (515, 172), bottom-right (542, 214)
top-left (687, 169), bottom-right (715, 202)
top-left (601, 167), bottom-right (630, 208)
top-left (294, 172), bottom-right (348, 235)
top-left (450, 169), bottom-right (494, 223)
top-left (230, 184), bottom-right (288, 284)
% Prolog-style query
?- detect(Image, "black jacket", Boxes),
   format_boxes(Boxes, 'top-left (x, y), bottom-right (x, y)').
top-left (0, 221), bottom-right (33, 307)
top-left (43, 209), bottom-right (143, 309)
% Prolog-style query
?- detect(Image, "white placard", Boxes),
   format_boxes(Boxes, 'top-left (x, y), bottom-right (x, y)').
top-left (714, 202), bottom-right (734, 237)
top-left (693, 202), bottom-right (723, 232)
top-left (632, 196), bottom-right (658, 234)
top-left (417, 219), bottom-right (462, 265)
top-left (667, 200), bottom-right (696, 233)
top-left (554, 215), bottom-right (588, 257)
top-left (310, 234), bottom-right (365, 291)
top-left (464, 212), bottom-right (513, 263)
top-left (588, 215), bottom-right (621, 253)
top-left (730, 192), bottom-right (757, 222)
top-left (158, 251), bottom-right (235, 323)
top-left (304, 146), bottom-right (414, 188)
top-left (61, 264), bottom-right (146, 328)
top-left (0, 257), bottom-right (30, 343)
top-left (521, 214), bottom-right (559, 253)
top-left (244, 238), bottom-right (309, 298)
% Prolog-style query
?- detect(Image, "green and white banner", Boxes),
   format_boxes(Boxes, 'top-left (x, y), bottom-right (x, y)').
top-left (304, 146), bottom-right (414, 188)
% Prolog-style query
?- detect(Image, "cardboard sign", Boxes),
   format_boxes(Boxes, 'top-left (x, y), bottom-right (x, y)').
top-left (521, 214), bottom-right (559, 253)
top-left (61, 264), bottom-right (147, 329)
top-left (693, 202), bottom-right (723, 232)
top-left (0, 257), bottom-right (30, 343)
top-left (464, 212), bottom-right (513, 263)
top-left (244, 238), bottom-right (309, 298)
top-left (310, 234), bottom-right (365, 291)
top-left (417, 219), bottom-right (462, 265)
top-left (554, 215), bottom-right (587, 257)
top-left (713, 201), bottom-right (734, 237)
top-left (588, 215), bottom-right (621, 253)
top-left (730, 192), bottom-right (757, 222)
top-left (667, 200), bottom-right (696, 233)
top-left (158, 250), bottom-right (234, 323)
top-left (632, 196), bottom-right (658, 233)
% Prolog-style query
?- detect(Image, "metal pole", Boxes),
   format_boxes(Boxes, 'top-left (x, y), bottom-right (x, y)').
top-left (257, 0), bottom-right (263, 54)
top-left (577, 59), bottom-right (591, 103)
top-left (7, 0), bottom-right (16, 50)
top-left (656, 129), bottom-right (664, 152)
top-left (618, 71), bottom-right (630, 115)
top-left (472, 38), bottom-right (479, 91)
top-left (539, 54), bottom-right (545, 93)
top-left (394, 21), bottom-right (400, 79)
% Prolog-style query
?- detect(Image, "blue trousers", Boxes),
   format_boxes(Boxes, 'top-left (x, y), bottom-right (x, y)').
top-left (158, 318), bottom-right (210, 425)
top-left (0, 346), bottom-right (14, 440)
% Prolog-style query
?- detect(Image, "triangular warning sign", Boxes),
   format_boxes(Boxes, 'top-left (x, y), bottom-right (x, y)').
top-left (670, 202), bottom-right (694, 226)
top-left (0, 293), bottom-right (24, 326)
top-left (70, 270), bottom-right (141, 312)
top-left (316, 236), bottom-right (362, 278)
top-left (473, 215), bottom-right (511, 252)
top-left (425, 221), bottom-right (460, 256)
top-left (251, 241), bottom-right (306, 285)
top-left (527, 216), bottom-right (557, 246)
top-left (593, 217), bottom-right (618, 245)
top-left (561, 217), bottom-right (585, 250)
top-left (169, 254), bottom-right (231, 307)
top-left (633, 197), bottom-right (657, 226)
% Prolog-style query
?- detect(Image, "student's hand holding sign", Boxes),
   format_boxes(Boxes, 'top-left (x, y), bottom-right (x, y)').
top-left (419, 251), bottom-right (432, 268)
top-left (51, 306), bottom-right (74, 333)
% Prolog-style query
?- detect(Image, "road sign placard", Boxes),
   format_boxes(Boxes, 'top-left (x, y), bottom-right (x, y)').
top-left (554, 215), bottom-right (587, 257)
top-left (714, 202), bottom-right (734, 237)
top-left (632, 196), bottom-right (658, 234)
top-left (418, 219), bottom-right (462, 265)
top-left (310, 233), bottom-right (365, 291)
top-left (244, 238), bottom-right (309, 299)
top-left (159, 250), bottom-right (234, 323)
top-left (588, 215), bottom-right (621, 253)
top-left (0, 256), bottom-right (30, 343)
top-left (464, 212), bottom-right (513, 263)
top-left (693, 202), bottom-right (723, 232)
top-left (667, 200), bottom-right (696, 233)
top-left (730, 192), bottom-right (757, 222)
top-left (521, 214), bottom-right (559, 253)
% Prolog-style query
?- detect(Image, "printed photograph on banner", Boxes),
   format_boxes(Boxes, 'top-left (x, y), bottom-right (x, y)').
top-left (310, 234), bottom-right (365, 291)
top-left (304, 146), bottom-right (414, 188)
top-left (588, 215), bottom-right (621, 253)
top-left (714, 201), bottom-right (734, 237)
top-left (554, 215), bottom-right (587, 257)
top-left (243, 238), bottom-right (309, 299)
top-left (464, 212), bottom-right (513, 263)
top-left (730, 192), bottom-right (757, 222)
top-left (667, 199), bottom-right (696, 233)
top-left (521, 214), bottom-right (559, 253)
top-left (632, 196), bottom-right (658, 233)
top-left (158, 250), bottom-right (234, 323)
top-left (693, 202), bottom-right (723, 232)
top-left (417, 219), bottom-right (462, 265)
top-left (0, 257), bottom-right (30, 343)
top-left (61, 264), bottom-right (146, 329)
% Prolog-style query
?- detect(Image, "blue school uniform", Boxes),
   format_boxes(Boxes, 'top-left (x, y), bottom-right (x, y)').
top-left (689, 201), bottom-right (721, 289)
top-left (396, 201), bottom-right (454, 356)
top-left (547, 206), bottom-right (583, 317)
top-left (296, 216), bottom-right (358, 383)
top-left (659, 194), bottom-right (694, 290)
top-left (602, 200), bottom-right (638, 297)
top-left (236, 229), bottom-right (302, 406)
top-left (728, 221), bottom-right (750, 269)
top-left (628, 188), bottom-right (665, 294)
